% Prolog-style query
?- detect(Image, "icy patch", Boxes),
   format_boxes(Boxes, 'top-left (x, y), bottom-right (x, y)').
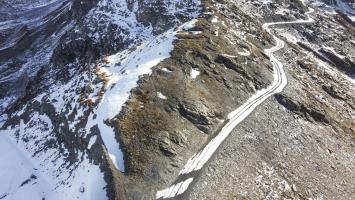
top-left (0, 114), bottom-right (7, 128)
top-left (310, 0), bottom-right (355, 16)
top-left (0, 96), bottom-right (16, 115)
top-left (335, 0), bottom-right (355, 15)
top-left (191, 68), bottom-right (200, 79)
top-left (87, 0), bottom-right (151, 42)
top-left (157, 92), bottom-right (167, 100)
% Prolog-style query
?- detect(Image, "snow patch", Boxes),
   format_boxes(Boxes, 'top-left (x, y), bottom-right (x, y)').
top-left (261, 0), bottom-right (272, 4)
top-left (0, 133), bottom-right (52, 200)
top-left (157, 92), bottom-right (167, 100)
top-left (238, 48), bottom-right (251, 56)
top-left (191, 31), bottom-right (203, 35)
top-left (182, 19), bottom-right (198, 31)
top-left (161, 68), bottom-right (173, 73)
top-left (275, 8), bottom-right (289, 15)
top-left (88, 135), bottom-right (97, 149)
top-left (191, 68), bottom-right (200, 79)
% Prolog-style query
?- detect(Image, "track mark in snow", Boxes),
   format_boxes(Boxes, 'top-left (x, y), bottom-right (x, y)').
top-left (156, 178), bottom-right (194, 199)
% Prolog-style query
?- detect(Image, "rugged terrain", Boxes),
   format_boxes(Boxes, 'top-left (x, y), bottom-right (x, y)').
top-left (0, 0), bottom-right (354, 200)
top-left (188, 0), bottom-right (355, 199)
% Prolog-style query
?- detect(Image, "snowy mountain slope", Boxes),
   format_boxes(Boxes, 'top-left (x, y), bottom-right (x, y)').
top-left (0, 0), bottom-right (74, 114)
top-left (0, 0), bottom-right (201, 199)
top-left (0, 120), bottom-right (106, 200)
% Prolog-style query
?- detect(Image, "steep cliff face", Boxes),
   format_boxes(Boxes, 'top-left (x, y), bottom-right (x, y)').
top-left (0, 0), bottom-right (71, 112)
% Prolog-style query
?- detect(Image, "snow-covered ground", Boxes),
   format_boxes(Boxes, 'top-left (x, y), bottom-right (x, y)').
top-left (157, 92), bottom-right (168, 100)
top-left (0, 113), bottom-right (107, 200)
top-left (190, 68), bottom-right (200, 79)
top-left (0, 133), bottom-right (52, 200)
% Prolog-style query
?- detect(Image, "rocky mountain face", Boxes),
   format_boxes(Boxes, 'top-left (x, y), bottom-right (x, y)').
top-left (0, 0), bottom-right (354, 200)
top-left (187, 0), bottom-right (355, 199)
top-left (0, 0), bottom-right (201, 199)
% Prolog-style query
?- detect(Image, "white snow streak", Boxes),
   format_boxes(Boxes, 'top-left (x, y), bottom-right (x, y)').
top-left (161, 68), bottom-right (173, 73)
top-left (156, 178), bottom-right (194, 199)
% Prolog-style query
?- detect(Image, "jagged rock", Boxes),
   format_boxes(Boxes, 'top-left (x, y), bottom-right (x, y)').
top-left (179, 101), bottom-right (214, 126)
top-left (159, 137), bottom-right (177, 157)
top-left (274, 94), bottom-right (329, 123)
top-left (319, 48), bottom-right (355, 76)
top-left (322, 85), bottom-right (346, 100)
top-left (170, 130), bottom-right (188, 146)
